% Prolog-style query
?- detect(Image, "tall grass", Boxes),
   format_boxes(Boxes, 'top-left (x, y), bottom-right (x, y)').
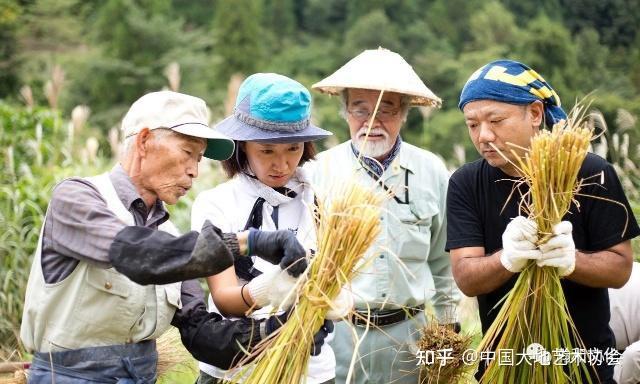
top-left (591, 108), bottom-right (640, 260)
top-left (0, 102), bottom-right (108, 359)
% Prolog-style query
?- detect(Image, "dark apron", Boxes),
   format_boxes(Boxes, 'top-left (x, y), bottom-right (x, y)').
top-left (29, 341), bottom-right (158, 384)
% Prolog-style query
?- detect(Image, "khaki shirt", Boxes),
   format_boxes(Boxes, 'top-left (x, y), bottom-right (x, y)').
top-left (307, 140), bottom-right (460, 321)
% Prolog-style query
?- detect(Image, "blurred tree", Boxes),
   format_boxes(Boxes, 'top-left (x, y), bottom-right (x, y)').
top-left (264, 0), bottom-right (296, 43)
top-left (561, 0), bottom-right (640, 47)
top-left (14, 0), bottom-right (87, 105)
top-left (345, 0), bottom-right (387, 26)
top-left (515, 15), bottom-right (578, 103)
top-left (93, 0), bottom-right (183, 67)
top-left (631, 39), bottom-right (640, 94)
top-left (499, 0), bottom-right (562, 23)
top-left (0, 0), bottom-right (637, 168)
top-left (263, 37), bottom-right (343, 79)
top-left (343, 9), bottom-right (399, 56)
top-left (412, 46), bottom-right (466, 111)
top-left (573, 27), bottom-right (609, 94)
top-left (18, 0), bottom-right (85, 53)
top-left (172, 0), bottom-right (214, 28)
top-left (0, 0), bottom-right (21, 98)
top-left (424, 0), bottom-right (481, 52)
top-left (300, 0), bottom-right (346, 36)
top-left (423, 107), bottom-right (474, 165)
top-left (467, 1), bottom-right (521, 52)
top-left (64, 0), bottom-right (189, 129)
top-left (212, 0), bottom-right (262, 82)
top-left (396, 19), bottom-right (438, 62)
top-left (382, 0), bottom-right (421, 28)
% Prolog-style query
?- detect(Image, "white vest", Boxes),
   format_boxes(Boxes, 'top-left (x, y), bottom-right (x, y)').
top-left (20, 173), bottom-right (183, 352)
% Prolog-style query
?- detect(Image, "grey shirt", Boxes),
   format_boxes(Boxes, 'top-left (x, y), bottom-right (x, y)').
top-left (41, 164), bottom-right (168, 283)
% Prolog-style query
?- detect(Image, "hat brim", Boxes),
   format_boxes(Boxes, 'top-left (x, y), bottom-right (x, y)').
top-left (171, 123), bottom-right (235, 160)
top-left (311, 48), bottom-right (442, 108)
top-left (214, 115), bottom-right (333, 144)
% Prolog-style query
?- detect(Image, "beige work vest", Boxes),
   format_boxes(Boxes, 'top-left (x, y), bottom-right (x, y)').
top-left (20, 173), bottom-right (182, 352)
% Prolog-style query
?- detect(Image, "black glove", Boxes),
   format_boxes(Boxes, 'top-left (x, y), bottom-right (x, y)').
top-left (247, 228), bottom-right (307, 277)
top-left (264, 310), bottom-right (291, 336)
top-left (311, 320), bottom-right (334, 356)
top-left (264, 314), bottom-right (333, 357)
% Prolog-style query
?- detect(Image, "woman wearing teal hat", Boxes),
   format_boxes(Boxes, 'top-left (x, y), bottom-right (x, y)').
top-left (191, 73), bottom-right (351, 383)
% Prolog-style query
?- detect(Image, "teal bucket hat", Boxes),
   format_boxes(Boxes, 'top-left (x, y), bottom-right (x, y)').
top-left (214, 73), bottom-right (332, 143)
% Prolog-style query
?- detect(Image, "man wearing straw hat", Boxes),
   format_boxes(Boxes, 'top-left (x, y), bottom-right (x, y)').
top-left (447, 59), bottom-right (639, 383)
top-left (308, 48), bottom-right (461, 384)
top-left (20, 91), bottom-right (315, 383)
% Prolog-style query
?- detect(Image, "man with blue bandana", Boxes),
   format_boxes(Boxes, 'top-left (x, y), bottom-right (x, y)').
top-left (446, 59), bottom-right (639, 383)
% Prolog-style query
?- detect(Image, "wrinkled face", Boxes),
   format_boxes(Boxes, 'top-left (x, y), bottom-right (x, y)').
top-left (139, 130), bottom-right (206, 204)
top-left (345, 89), bottom-right (404, 160)
top-left (463, 100), bottom-right (543, 176)
top-left (243, 141), bottom-right (304, 188)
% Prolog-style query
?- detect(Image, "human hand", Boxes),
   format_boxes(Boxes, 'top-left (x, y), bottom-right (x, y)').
top-left (537, 221), bottom-right (575, 277)
top-left (500, 216), bottom-right (542, 273)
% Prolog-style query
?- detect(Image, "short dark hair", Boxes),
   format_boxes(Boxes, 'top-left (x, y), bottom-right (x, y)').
top-left (221, 141), bottom-right (317, 179)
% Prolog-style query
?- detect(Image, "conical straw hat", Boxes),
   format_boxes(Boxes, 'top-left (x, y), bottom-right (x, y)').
top-left (312, 47), bottom-right (442, 108)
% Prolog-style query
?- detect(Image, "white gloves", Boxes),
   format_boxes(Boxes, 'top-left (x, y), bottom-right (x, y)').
top-left (501, 216), bottom-right (542, 273)
top-left (247, 268), bottom-right (299, 309)
top-left (246, 269), bottom-right (355, 318)
top-left (537, 221), bottom-right (576, 277)
top-left (325, 288), bottom-right (354, 320)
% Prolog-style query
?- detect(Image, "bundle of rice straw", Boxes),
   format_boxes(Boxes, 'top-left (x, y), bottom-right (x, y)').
top-left (240, 182), bottom-right (384, 384)
top-left (156, 327), bottom-right (196, 379)
top-left (478, 105), bottom-right (596, 383)
top-left (0, 370), bottom-right (27, 384)
top-left (417, 321), bottom-right (474, 384)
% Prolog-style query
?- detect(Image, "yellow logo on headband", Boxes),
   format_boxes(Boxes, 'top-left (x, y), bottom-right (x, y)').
top-left (483, 65), bottom-right (561, 106)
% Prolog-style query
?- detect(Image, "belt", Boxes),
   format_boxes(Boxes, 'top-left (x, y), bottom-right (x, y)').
top-left (351, 305), bottom-right (424, 327)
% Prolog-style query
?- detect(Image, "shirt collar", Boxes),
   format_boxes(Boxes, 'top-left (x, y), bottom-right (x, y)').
top-left (109, 164), bottom-right (168, 223)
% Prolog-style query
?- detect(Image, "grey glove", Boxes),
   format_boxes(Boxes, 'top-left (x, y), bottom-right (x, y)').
top-left (193, 220), bottom-right (235, 273)
top-left (247, 228), bottom-right (307, 277)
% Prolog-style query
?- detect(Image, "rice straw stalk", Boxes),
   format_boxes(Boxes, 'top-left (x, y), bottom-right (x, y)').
top-left (240, 182), bottom-right (384, 384)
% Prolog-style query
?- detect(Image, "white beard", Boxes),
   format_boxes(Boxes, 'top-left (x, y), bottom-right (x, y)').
top-left (352, 128), bottom-right (393, 159)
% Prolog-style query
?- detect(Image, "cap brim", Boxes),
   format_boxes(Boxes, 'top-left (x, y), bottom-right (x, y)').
top-left (214, 116), bottom-right (332, 144)
top-left (171, 123), bottom-right (235, 160)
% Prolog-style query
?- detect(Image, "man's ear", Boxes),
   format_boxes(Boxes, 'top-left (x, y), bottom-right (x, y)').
top-left (136, 128), bottom-right (152, 158)
top-left (529, 100), bottom-right (544, 129)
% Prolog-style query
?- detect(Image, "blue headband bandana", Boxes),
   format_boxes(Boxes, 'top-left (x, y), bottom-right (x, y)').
top-left (458, 59), bottom-right (567, 127)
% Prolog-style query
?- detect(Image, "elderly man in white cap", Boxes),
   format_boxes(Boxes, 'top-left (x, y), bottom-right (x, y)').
top-left (20, 91), bottom-right (311, 383)
top-left (307, 48), bottom-right (461, 384)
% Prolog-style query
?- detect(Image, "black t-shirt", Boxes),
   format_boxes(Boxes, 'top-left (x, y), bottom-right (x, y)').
top-left (446, 153), bottom-right (640, 381)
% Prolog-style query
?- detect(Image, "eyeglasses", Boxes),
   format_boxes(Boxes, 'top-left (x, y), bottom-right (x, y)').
top-left (347, 108), bottom-right (401, 122)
